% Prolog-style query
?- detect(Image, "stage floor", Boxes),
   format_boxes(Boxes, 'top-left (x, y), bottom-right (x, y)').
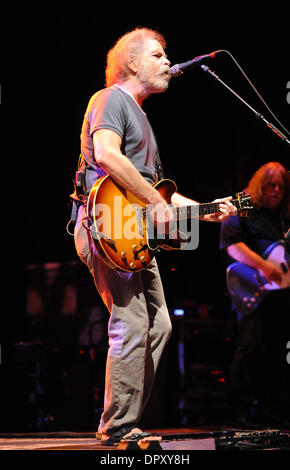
top-left (1, 426), bottom-right (290, 451)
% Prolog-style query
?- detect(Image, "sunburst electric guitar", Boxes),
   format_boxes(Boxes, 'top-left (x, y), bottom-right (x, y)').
top-left (87, 175), bottom-right (253, 272)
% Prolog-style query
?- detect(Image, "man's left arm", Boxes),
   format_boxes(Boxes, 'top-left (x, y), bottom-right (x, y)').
top-left (171, 192), bottom-right (237, 222)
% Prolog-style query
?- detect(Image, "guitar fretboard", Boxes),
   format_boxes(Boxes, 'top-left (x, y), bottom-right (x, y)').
top-left (175, 199), bottom-right (243, 220)
top-left (142, 196), bottom-right (252, 220)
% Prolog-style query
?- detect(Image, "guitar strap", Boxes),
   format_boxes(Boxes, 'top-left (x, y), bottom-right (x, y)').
top-left (117, 88), bottom-right (165, 182)
top-left (67, 149), bottom-right (164, 235)
top-left (152, 129), bottom-right (165, 181)
top-left (67, 89), bottom-right (166, 233)
top-left (66, 156), bottom-right (86, 235)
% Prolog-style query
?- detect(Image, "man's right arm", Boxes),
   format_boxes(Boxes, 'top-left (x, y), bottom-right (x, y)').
top-left (227, 242), bottom-right (282, 285)
top-left (93, 128), bottom-right (173, 225)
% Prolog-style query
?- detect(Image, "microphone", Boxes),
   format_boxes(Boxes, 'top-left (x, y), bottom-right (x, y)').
top-left (170, 50), bottom-right (222, 77)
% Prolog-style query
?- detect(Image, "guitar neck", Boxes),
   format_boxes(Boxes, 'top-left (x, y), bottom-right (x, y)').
top-left (175, 198), bottom-right (242, 220)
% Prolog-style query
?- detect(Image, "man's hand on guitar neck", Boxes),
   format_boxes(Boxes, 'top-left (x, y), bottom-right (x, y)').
top-left (171, 193), bottom-right (237, 222)
top-left (203, 197), bottom-right (238, 222)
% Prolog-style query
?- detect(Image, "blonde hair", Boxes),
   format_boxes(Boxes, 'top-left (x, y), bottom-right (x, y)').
top-left (105, 27), bottom-right (166, 87)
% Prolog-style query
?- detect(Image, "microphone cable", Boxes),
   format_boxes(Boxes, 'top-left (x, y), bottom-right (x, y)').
top-left (216, 49), bottom-right (290, 137)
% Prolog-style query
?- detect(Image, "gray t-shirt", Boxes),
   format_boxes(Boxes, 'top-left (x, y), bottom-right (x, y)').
top-left (80, 85), bottom-right (159, 193)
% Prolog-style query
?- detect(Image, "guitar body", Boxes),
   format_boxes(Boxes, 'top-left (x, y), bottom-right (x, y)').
top-left (226, 240), bottom-right (290, 315)
top-left (87, 175), bottom-right (253, 272)
top-left (87, 175), bottom-right (178, 272)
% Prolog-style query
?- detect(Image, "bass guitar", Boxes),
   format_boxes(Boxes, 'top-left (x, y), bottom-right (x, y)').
top-left (87, 175), bottom-right (253, 272)
top-left (226, 240), bottom-right (290, 315)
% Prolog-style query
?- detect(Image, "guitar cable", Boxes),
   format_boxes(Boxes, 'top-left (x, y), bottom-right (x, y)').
top-left (66, 155), bottom-right (87, 236)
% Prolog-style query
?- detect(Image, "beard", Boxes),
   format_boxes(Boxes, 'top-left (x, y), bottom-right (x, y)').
top-left (137, 66), bottom-right (170, 94)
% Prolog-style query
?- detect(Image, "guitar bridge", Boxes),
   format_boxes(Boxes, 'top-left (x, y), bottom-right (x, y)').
top-left (132, 243), bottom-right (148, 259)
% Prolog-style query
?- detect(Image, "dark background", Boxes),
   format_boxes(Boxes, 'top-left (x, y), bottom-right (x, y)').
top-left (1, 5), bottom-right (289, 431)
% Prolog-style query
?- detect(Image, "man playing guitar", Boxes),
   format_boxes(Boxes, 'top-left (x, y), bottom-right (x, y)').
top-left (220, 161), bottom-right (290, 427)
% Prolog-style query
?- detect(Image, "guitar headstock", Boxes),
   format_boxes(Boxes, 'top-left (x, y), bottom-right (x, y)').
top-left (234, 191), bottom-right (254, 217)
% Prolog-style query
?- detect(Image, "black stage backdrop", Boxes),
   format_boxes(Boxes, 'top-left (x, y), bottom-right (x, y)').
top-left (2, 2), bottom-right (289, 350)
top-left (1, 5), bottom-right (289, 429)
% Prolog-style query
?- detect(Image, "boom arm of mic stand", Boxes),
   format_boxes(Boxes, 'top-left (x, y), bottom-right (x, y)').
top-left (201, 65), bottom-right (290, 147)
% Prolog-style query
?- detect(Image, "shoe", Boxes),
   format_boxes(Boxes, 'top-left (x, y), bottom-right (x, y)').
top-left (100, 425), bottom-right (162, 446)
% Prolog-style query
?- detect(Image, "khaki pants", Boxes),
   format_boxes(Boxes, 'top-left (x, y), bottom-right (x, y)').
top-left (74, 205), bottom-right (172, 434)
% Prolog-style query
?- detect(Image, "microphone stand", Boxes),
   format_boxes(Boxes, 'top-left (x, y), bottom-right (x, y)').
top-left (201, 65), bottom-right (290, 148)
